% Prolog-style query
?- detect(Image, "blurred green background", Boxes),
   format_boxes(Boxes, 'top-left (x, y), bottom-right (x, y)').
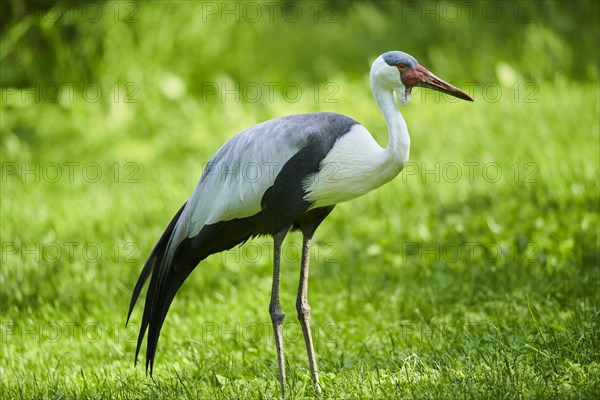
top-left (1, 1), bottom-right (599, 398)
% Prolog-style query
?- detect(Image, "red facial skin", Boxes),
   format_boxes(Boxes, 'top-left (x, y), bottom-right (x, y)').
top-left (399, 65), bottom-right (473, 101)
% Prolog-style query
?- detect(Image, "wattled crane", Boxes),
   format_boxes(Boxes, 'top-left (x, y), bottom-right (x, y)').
top-left (127, 50), bottom-right (473, 395)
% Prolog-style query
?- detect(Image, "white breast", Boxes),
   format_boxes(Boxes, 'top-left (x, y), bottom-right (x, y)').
top-left (303, 124), bottom-right (405, 209)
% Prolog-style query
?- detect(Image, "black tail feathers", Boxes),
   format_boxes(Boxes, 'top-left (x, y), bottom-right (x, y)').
top-left (126, 202), bottom-right (190, 373)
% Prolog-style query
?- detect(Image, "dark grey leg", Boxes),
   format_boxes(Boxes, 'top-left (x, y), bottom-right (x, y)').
top-left (270, 230), bottom-right (287, 395)
top-left (296, 233), bottom-right (322, 394)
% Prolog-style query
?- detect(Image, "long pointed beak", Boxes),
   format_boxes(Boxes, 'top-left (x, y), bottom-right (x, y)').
top-left (413, 65), bottom-right (473, 101)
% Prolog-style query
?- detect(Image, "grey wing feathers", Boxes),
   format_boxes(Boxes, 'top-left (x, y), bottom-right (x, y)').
top-left (128, 112), bottom-right (358, 374)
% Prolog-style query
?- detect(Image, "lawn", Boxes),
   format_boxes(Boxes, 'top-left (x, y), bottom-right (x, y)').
top-left (1, 1), bottom-right (599, 399)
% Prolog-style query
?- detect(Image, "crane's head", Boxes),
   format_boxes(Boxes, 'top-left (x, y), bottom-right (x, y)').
top-left (372, 51), bottom-right (473, 105)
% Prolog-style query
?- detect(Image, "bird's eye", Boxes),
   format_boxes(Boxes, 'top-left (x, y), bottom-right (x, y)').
top-left (397, 64), bottom-right (408, 71)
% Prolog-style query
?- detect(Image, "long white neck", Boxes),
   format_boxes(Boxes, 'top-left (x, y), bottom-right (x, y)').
top-left (370, 75), bottom-right (411, 165)
top-left (302, 73), bottom-right (412, 209)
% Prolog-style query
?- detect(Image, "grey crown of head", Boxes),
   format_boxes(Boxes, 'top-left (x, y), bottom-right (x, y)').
top-left (382, 51), bottom-right (419, 68)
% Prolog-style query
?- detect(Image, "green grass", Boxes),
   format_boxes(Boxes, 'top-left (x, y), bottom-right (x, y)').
top-left (1, 2), bottom-right (599, 399)
top-left (1, 77), bottom-right (598, 398)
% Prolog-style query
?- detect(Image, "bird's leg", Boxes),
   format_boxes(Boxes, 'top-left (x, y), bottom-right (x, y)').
top-left (296, 232), bottom-right (322, 394)
top-left (270, 230), bottom-right (287, 395)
